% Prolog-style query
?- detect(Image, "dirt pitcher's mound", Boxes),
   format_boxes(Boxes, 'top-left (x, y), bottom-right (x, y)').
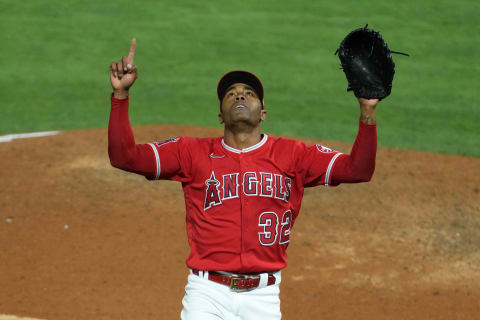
top-left (1, 124), bottom-right (479, 320)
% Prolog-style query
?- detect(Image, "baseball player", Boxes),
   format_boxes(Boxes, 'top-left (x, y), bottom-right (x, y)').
top-left (108, 38), bottom-right (378, 320)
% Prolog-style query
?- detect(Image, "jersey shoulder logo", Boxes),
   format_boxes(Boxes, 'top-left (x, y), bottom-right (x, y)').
top-left (155, 137), bottom-right (179, 147)
top-left (315, 144), bottom-right (336, 154)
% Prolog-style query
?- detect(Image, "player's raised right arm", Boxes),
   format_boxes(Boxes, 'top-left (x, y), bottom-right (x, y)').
top-left (108, 38), bottom-right (156, 177)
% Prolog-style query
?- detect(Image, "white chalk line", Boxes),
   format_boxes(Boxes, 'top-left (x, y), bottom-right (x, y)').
top-left (0, 131), bottom-right (60, 143)
top-left (0, 315), bottom-right (47, 320)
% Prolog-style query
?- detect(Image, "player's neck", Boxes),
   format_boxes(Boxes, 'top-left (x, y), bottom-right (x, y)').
top-left (223, 127), bottom-right (262, 151)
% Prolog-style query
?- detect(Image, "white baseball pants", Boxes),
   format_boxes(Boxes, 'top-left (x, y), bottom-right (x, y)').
top-left (181, 270), bottom-right (282, 320)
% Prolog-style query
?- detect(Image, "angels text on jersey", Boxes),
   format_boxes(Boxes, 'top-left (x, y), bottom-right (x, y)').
top-left (204, 171), bottom-right (292, 211)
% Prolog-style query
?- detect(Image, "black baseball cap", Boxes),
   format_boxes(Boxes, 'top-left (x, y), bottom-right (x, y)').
top-left (217, 70), bottom-right (265, 109)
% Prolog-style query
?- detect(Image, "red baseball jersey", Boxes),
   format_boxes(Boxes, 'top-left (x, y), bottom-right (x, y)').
top-left (108, 95), bottom-right (377, 273)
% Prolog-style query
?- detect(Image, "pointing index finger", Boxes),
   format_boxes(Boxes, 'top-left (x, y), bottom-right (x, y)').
top-left (128, 38), bottom-right (136, 62)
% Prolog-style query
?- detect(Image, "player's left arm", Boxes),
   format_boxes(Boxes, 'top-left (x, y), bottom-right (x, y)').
top-left (329, 97), bottom-right (378, 184)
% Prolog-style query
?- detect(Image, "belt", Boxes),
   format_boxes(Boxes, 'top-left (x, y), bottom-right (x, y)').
top-left (192, 269), bottom-right (276, 292)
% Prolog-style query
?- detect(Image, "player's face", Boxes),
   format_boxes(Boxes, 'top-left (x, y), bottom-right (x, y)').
top-left (219, 83), bottom-right (266, 127)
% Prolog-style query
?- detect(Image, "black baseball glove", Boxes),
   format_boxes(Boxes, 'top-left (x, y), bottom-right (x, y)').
top-left (335, 24), bottom-right (409, 100)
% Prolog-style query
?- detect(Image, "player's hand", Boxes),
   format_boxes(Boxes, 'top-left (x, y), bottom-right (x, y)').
top-left (110, 38), bottom-right (138, 99)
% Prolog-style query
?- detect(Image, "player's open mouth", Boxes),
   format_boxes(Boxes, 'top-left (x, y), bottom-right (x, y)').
top-left (234, 104), bottom-right (247, 109)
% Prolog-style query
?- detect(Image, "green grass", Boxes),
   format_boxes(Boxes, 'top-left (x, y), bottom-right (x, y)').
top-left (1, 0), bottom-right (479, 157)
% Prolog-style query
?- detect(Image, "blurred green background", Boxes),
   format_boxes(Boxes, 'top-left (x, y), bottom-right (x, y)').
top-left (1, 0), bottom-right (479, 156)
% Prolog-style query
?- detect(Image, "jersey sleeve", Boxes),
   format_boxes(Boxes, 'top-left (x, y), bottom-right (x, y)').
top-left (296, 141), bottom-right (344, 188)
top-left (108, 94), bottom-right (191, 182)
top-left (297, 120), bottom-right (377, 188)
top-left (146, 137), bottom-right (192, 182)
top-left (329, 120), bottom-right (377, 186)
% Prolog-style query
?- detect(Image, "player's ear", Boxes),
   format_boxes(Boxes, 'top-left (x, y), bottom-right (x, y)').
top-left (218, 113), bottom-right (224, 124)
top-left (260, 110), bottom-right (267, 122)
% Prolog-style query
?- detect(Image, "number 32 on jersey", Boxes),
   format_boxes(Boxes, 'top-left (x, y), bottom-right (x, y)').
top-left (258, 210), bottom-right (292, 246)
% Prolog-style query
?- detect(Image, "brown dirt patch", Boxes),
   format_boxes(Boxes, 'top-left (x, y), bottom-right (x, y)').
top-left (1, 124), bottom-right (479, 320)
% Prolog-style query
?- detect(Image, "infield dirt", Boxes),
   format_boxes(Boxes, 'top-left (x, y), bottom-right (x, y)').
top-left (1, 125), bottom-right (479, 320)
